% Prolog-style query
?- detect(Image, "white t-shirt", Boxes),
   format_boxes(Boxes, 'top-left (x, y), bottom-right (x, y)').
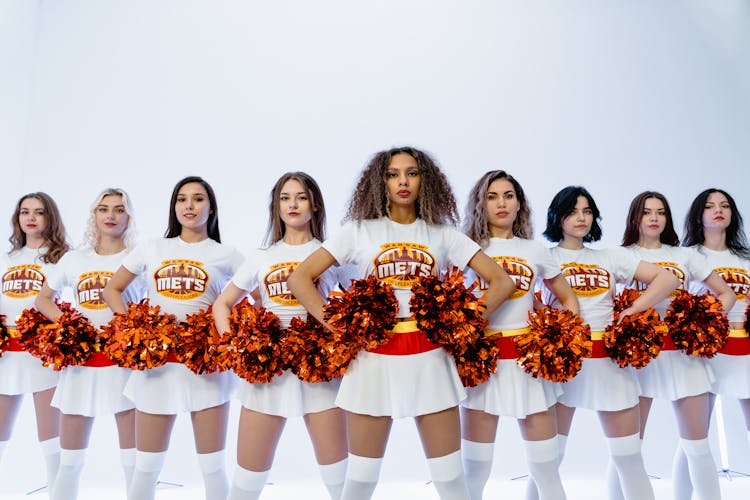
top-left (468, 237), bottom-right (560, 330)
top-left (691, 246), bottom-right (750, 324)
top-left (46, 248), bottom-right (146, 328)
top-left (122, 237), bottom-right (244, 321)
top-left (545, 246), bottom-right (639, 331)
top-left (323, 218), bottom-right (480, 318)
top-left (0, 247), bottom-right (57, 327)
top-left (231, 239), bottom-right (337, 328)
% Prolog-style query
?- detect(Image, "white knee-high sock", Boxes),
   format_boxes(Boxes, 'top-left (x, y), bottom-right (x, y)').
top-left (526, 435), bottom-right (567, 500)
top-left (427, 450), bottom-right (470, 500)
top-left (607, 434), bottom-right (654, 500)
top-left (227, 465), bottom-right (269, 500)
top-left (50, 448), bottom-right (86, 500)
top-left (40, 436), bottom-right (61, 488)
top-left (680, 438), bottom-right (720, 500)
top-left (0, 440), bottom-right (7, 463)
top-left (340, 454), bottom-right (383, 500)
top-left (462, 439), bottom-right (494, 500)
top-left (606, 459), bottom-right (625, 500)
top-left (120, 448), bottom-right (136, 490)
top-left (319, 458), bottom-right (347, 500)
top-left (127, 450), bottom-right (166, 500)
top-left (671, 445), bottom-right (692, 500)
top-left (524, 437), bottom-right (566, 500)
top-left (198, 450), bottom-right (229, 500)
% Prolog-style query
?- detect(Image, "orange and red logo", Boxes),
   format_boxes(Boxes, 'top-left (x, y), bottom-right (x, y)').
top-left (477, 256), bottom-right (534, 299)
top-left (76, 271), bottom-right (113, 310)
top-left (715, 267), bottom-right (750, 300)
top-left (2, 264), bottom-right (44, 298)
top-left (154, 259), bottom-right (208, 300)
top-left (373, 242), bottom-right (435, 288)
top-left (263, 261), bottom-right (299, 306)
top-left (634, 262), bottom-right (685, 297)
top-left (560, 262), bottom-right (610, 297)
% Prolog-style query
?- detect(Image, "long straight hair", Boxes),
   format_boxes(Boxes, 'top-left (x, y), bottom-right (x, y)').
top-left (164, 176), bottom-right (221, 243)
top-left (622, 191), bottom-right (679, 247)
top-left (683, 188), bottom-right (750, 259)
top-left (263, 172), bottom-right (326, 248)
top-left (9, 192), bottom-right (69, 264)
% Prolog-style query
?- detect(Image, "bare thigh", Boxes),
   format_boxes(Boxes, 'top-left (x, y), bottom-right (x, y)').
top-left (346, 412), bottom-right (392, 458)
top-left (235, 407), bottom-right (286, 471)
top-left (304, 407), bottom-right (347, 465)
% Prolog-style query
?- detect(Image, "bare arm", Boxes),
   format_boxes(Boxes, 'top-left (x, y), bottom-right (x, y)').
top-left (287, 247), bottom-right (337, 325)
top-left (702, 271), bottom-right (737, 315)
top-left (543, 273), bottom-right (579, 315)
top-left (466, 251), bottom-right (515, 317)
top-left (212, 283), bottom-right (247, 334)
top-left (34, 284), bottom-right (62, 321)
top-left (621, 261), bottom-right (680, 317)
top-left (102, 265), bottom-right (138, 314)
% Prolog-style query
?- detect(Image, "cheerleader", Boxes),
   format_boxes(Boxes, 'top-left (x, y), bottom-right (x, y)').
top-left (680, 188), bottom-right (750, 497)
top-left (460, 171), bottom-right (578, 500)
top-left (531, 186), bottom-right (679, 500)
top-left (103, 176), bottom-right (244, 500)
top-left (213, 172), bottom-right (347, 499)
top-left (0, 192), bottom-right (69, 488)
top-left (288, 147), bottom-right (516, 500)
top-left (35, 188), bottom-right (145, 499)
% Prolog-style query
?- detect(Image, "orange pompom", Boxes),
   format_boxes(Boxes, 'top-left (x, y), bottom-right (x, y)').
top-left (174, 307), bottom-right (232, 375)
top-left (452, 335), bottom-right (500, 387)
top-left (603, 289), bottom-right (664, 368)
top-left (283, 316), bottom-right (351, 383)
top-left (229, 298), bottom-right (285, 384)
top-left (99, 299), bottom-right (178, 370)
top-left (31, 307), bottom-right (99, 370)
top-left (516, 307), bottom-right (592, 382)
top-left (324, 275), bottom-right (399, 352)
top-left (0, 314), bottom-right (9, 357)
top-left (664, 290), bottom-right (729, 358)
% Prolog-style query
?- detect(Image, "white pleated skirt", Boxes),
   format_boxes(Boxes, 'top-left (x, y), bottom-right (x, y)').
top-left (124, 363), bottom-right (236, 414)
top-left (51, 365), bottom-right (134, 416)
top-left (557, 358), bottom-right (641, 412)
top-left (710, 354), bottom-right (750, 399)
top-left (462, 359), bottom-right (561, 418)
top-left (636, 351), bottom-right (714, 401)
top-left (0, 351), bottom-right (58, 395)
top-left (335, 348), bottom-right (466, 419)
top-left (237, 370), bottom-right (340, 418)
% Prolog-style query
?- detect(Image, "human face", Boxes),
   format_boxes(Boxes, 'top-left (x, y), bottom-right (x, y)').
top-left (639, 197), bottom-right (667, 243)
top-left (278, 179), bottom-right (313, 231)
top-left (175, 182), bottom-right (211, 232)
top-left (702, 191), bottom-right (732, 232)
top-left (561, 195), bottom-right (593, 242)
top-left (95, 194), bottom-right (129, 240)
top-left (18, 197), bottom-right (48, 241)
top-left (485, 178), bottom-right (519, 237)
top-left (385, 153), bottom-right (421, 211)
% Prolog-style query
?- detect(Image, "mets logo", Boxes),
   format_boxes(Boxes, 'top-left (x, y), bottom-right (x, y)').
top-left (634, 262), bottom-right (685, 297)
top-left (715, 267), bottom-right (750, 300)
top-left (264, 261), bottom-right (299, 306)
top-left (2, 264), bottom-right (44, 298)
top-left (477, 256), bottom-right (534, 299)
top-left (560, 262), bottom-right (610, 297)
top-left (76, 271), bottom-right (113, 310)
top-left (373, 242), bottom-right (435, 288)
top-left (154, 259), bottom-right (208, 300)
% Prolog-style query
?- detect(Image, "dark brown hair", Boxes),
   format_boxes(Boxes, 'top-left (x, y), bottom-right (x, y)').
top-left (683, 188), bottom-right (750, 259)
top-left (9, 192), bottom-right (69, 264)
top-left (164, 176), bottom-right (221, 242)
top-left (622, 191), bottom-right (679, 246)
top-left (263, 172), bottom-right (326, 247)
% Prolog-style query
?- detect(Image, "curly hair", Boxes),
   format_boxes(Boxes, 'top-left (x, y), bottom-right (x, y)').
top-left (9, 192), bottom-right (69, 264)
top-left (82, 188), bottom-right (138, 250)
top-left (345, 146), bottom-right (459, 225)
top-left (622, 191), bottom-right (679, 247)
top-left (263, 172), bottom-right (326, 247)
top-left (464, 170), bottom-right (532, 246)
top-left (683, 188), bottom-right (750, 259)
top-left (165, 176), bottom-right (221, 243)
top-left (543, 185), bottom-right (602, 243)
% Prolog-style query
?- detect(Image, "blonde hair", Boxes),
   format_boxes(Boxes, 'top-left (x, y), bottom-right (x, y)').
top-left (82, 188), bottom-right (137, 250)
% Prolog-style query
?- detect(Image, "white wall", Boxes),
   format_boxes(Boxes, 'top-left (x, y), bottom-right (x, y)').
top-left (2, 0), bottom-right (750, 495)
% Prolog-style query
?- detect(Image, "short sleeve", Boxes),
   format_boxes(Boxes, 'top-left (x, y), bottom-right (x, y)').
top-left (322, 222), bottom-right (358, 265)
top-left (121, 241), bottom-right (149, 275)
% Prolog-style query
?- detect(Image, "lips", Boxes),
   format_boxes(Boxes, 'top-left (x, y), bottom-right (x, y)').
top-left (288, 211), bottom-right (300, 216)
top-left (397, 190), bottom-right (411, 198)
top-left (496, 211), bottom-right (509, 217)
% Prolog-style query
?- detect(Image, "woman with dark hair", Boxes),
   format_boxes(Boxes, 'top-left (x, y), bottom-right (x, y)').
top-left (533, 186), bottom-right (679, 500)
top-left (289, 147), bottom-right (515, 500)
top-left (681, 188), bottom-right (750, 497)
top-left (461, 171), bottom-right (578, 500)
top-left (36, 188), bottom-right (146, 499)
top-left (103, 176), bottom-right (244, 500)
top-left (617, 190), bottom-right (733, 500)
top-left (0, 192), bottom-right (69, 488)
top-left (213, 172), bottom-right (347, 499)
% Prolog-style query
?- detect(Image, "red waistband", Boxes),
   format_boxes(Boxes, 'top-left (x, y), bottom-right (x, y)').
top-left (661, 335), bottom-right (677, 351)
top-left (588, 339), bottom-right (608, 359)
top-left (719, 336), bottom-right (750, 356)
top-left (370, 329), bottom-right (441, 355)
top-left (83, 351), bottom-right (117, 367)
top-left (5, 338), bottom-right (23, 352)
top-left (496, 336), bottom-right (519, 359)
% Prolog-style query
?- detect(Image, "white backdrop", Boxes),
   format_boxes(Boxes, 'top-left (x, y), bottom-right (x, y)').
top-left (2, 0), bottom-right (750, 496)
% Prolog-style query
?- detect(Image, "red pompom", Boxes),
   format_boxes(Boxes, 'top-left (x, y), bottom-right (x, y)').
top-left (99, 299), bottom-right (179, 370)
top-left (229, 298), bottom-right (285, 384)
top-left (664, 290), bottom-right (729, 358)
top-left (174, 307), bottom-right (232, 375)
top-left (604, 289), bottom-right (664, 368)
top-left (283, 316), bottom-right (351, 383)
top-left (516, 307), bottom-right (592, 382)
